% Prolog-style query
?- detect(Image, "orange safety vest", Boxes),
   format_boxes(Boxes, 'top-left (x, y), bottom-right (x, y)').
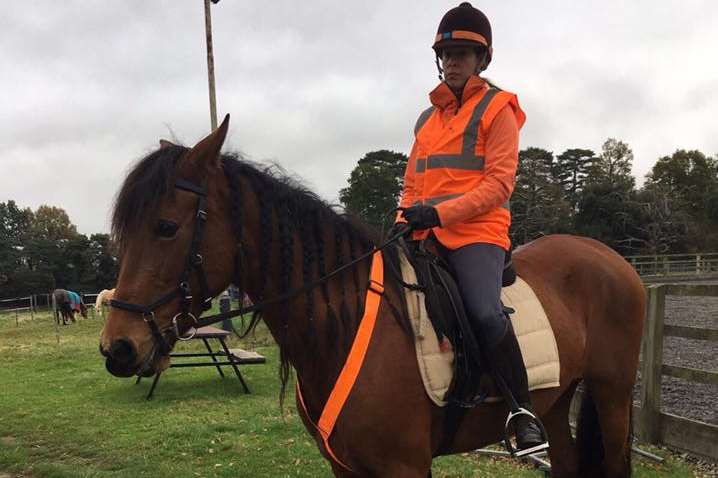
top-left (400, 76), bottom-right (525, 250)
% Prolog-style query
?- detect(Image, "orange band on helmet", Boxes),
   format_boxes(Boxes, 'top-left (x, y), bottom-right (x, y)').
top-left (434, 30), bottom-right (488, 47)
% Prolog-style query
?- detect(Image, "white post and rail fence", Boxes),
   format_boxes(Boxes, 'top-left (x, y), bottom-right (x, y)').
top-left (626, 252), bottom-right (718, 280)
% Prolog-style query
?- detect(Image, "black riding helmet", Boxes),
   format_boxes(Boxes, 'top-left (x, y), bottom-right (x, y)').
top-left (433, 2), bottom-right (493, 74)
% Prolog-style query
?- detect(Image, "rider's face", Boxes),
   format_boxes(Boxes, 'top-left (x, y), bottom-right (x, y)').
top-left (440, 46), bottom-right (481, 91)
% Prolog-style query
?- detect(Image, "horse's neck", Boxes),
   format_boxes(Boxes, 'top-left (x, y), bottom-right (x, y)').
top-left (236, 188), bottom-right (371, 406)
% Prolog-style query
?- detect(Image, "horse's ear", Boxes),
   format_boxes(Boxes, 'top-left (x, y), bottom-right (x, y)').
top-left (185, 114), bottom-right (230, 172)
top-left (159, 139), bottom-right (176, 149)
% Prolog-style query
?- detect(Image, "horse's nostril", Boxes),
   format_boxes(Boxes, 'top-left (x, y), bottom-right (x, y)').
top-left (109, 338), bottom-right (137, 365)
top-left (99, 343), bottom-right (109, 358)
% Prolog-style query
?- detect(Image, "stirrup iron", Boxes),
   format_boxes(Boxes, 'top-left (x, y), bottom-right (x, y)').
top-left (503, 407), bottom-right (549, 458)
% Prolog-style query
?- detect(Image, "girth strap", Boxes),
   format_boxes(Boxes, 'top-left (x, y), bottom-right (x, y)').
top-left (296, 250), bottom-right (385, 473)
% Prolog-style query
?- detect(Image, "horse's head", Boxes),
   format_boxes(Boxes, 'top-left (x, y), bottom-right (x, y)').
top-left (100, 115), bottom-right (237, 378)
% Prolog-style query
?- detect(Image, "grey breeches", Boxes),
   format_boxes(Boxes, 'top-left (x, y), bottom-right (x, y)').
top-left (438, 242), bottom-right (509, 349)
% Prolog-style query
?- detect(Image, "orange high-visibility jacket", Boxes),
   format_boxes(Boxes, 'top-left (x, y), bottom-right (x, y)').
top-left (398, 75), bottom-right (526, 250)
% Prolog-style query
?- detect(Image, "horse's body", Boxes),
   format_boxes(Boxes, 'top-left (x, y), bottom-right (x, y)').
top-left (301, 234), bottom-right (644, 478)
top-left (100, 118), bottom-right (645, 477)
top-left (95, 288), bottom-right (115, 316)
top-left (53, 288), bottom-right (87, 325)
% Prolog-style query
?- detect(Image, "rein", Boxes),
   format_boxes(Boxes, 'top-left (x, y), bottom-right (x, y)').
top-left (193, 229), bottom-right (406, 330)
top-left (110, 175), bottom-right (407, 352)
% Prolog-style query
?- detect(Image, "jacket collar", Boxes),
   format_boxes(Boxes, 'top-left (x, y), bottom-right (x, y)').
top-left (429, 75), bottom-right (487, 110)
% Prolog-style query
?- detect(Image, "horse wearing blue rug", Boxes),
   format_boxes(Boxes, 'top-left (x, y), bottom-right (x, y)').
top-left (53, 289), bottom-right (87, 325)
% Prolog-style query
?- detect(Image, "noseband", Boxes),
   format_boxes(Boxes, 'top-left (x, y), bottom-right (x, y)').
top-left (110, 178), bottom-right (214, 355)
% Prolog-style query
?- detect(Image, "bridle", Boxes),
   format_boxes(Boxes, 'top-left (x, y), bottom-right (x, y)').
top-left (110, 178), bottom-right (214, 355)
top-left (109, 174), bottom-right (410, 360)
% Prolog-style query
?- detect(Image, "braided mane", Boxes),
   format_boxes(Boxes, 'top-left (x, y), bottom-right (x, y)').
top-left (112, 145), bottom-right (407, 404)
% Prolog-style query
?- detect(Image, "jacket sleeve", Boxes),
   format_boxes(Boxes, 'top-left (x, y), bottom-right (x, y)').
top-left (434, 104), bottom-right (519, 226)
top-left (395, 141), bottom-right (420, 223)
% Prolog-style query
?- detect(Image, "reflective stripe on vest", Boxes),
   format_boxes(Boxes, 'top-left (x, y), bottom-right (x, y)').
top-left (414, 106), bottom-right (435, 136)
top-left (415, 87), bottom-right (500, 173)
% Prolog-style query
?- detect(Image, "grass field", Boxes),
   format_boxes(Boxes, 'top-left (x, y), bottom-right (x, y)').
top-left (0, 310), bottom-right (701, 477)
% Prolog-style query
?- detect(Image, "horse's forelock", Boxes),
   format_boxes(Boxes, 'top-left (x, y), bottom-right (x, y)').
top-left (111, 145), bottom-right (188, 251)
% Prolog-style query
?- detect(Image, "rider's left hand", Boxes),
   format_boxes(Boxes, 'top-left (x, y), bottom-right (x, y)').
top-left (399, 205), bottom-right (441, 230)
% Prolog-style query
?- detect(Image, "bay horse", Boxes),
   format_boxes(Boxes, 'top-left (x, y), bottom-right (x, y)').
top-left (53, 288), bottom-right (88, 325)
top-left (100, 116), bottom-right (645, 478)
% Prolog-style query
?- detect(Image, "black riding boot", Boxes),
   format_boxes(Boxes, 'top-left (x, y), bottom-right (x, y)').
top-left (487, 322), bottom-right (547, 454)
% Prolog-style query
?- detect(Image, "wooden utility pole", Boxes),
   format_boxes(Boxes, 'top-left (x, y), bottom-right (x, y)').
top-left (204, 0), bottom-right (218, 130)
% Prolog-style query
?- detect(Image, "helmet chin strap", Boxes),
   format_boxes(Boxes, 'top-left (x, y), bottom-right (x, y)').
top-left (476, 49), bottom-right (489, 73)
top-left (435, 55), bottom-right (444, 81)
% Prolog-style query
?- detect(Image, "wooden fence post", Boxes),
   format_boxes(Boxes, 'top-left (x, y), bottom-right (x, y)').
top-left (640, 284), bottom-right (666, 443)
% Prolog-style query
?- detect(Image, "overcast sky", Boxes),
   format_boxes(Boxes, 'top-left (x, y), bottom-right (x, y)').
top-left (2, 1), bottom-right (717, 235)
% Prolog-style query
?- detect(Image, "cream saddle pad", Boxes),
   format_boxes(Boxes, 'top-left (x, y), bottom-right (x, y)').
top-left (399, 250), bottom-right (560, 407)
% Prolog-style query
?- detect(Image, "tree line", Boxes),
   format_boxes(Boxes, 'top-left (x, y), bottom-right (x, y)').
top-left (3, 137), bottom-right (716, 299)
top-left (340, 140), bottom-right (718, 256)
top-left (0, 201), bottom-right (117, 299)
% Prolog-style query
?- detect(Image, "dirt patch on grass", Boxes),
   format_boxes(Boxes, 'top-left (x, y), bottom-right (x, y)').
top-left (1, 436), bottom-right (16, 446)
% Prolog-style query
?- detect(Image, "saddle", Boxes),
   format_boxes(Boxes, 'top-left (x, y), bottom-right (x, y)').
top-left (398, 238), bottom-right (517, 406)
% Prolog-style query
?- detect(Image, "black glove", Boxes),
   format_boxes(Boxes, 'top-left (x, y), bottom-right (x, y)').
top-left (387, 222), bottom-right (412, 239)
top-left (399, 205), bottom-right (441, 230)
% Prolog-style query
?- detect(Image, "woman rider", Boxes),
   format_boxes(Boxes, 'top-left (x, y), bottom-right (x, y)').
top-left (394, 2), bottom-right (548, 455)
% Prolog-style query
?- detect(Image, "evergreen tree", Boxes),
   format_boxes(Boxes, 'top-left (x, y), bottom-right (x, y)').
top-left (339, 150), bottom-right (408, 232)
top-left (511, 147), bottom-right (571, 245)
top-left (575, 139), bottom-right (639, 254)
top-left (89, 233), bottom-right (118, 290)
top-left (0, 201), bottom-right (34, 294)
top-left (555, 148), bottom-right (596, 211)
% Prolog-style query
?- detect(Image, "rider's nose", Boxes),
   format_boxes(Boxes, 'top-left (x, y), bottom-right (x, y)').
top-left (108, 338), bottom-right (137, 365)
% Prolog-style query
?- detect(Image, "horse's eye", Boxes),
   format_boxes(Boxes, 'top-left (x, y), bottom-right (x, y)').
top-left (155, 220), bottom-right (179, 238)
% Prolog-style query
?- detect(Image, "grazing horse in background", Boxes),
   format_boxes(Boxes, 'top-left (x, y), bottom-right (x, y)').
top-left (94, 288), bottom-right (116, 316)
top-left (53, 289), bottom-right (87, 325)
top-left (100, 117), bottom-right (645, 477)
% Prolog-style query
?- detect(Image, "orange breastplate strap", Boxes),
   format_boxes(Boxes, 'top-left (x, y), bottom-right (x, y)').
top-left (296, 250), bottom-right (385, 473)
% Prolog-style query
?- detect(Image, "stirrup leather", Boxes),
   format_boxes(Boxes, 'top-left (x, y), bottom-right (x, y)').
top-left (503, 407), bottom-right (549, 458)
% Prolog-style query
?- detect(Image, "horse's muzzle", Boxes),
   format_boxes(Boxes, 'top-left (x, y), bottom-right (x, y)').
top-left (102, 338), bottom-right (141, 378)
top-left (105, 357), bottom-right (138, 378)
